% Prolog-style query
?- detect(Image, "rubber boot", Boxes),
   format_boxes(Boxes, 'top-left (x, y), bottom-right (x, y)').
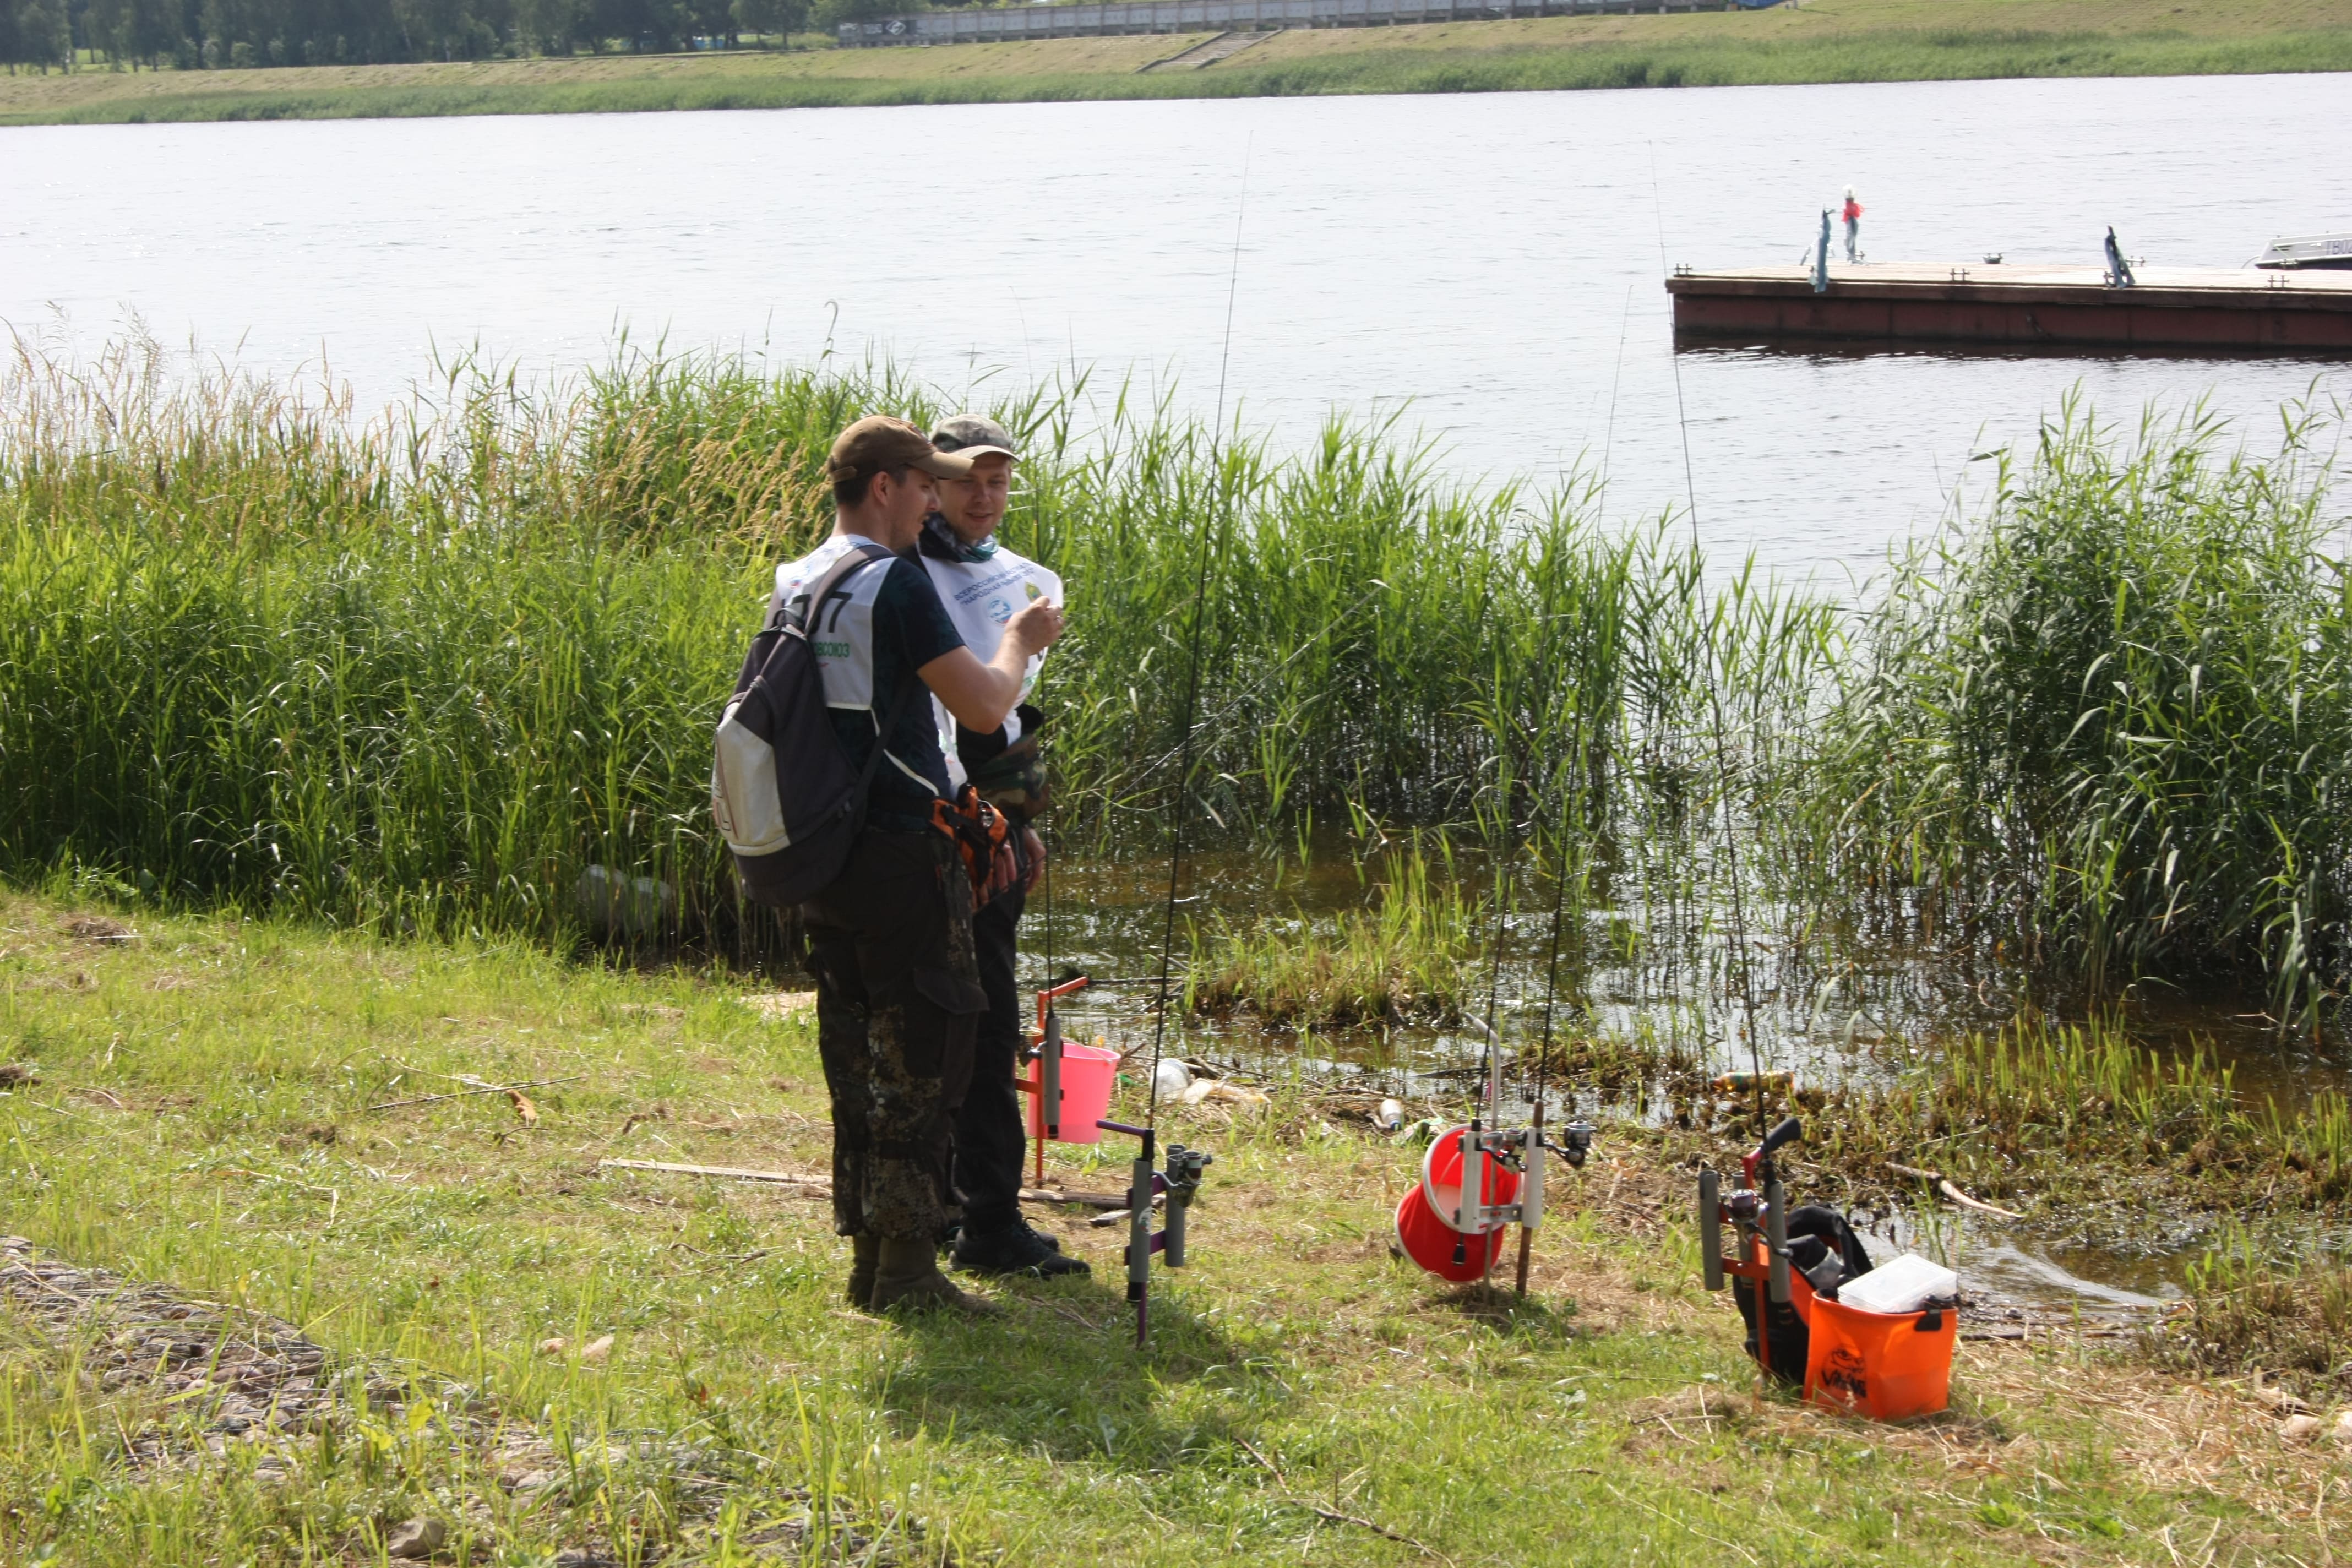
top-left (870, 1237), bottom-right (999, 1316)
top-left (846, 1233), bottom-right (880, 1309)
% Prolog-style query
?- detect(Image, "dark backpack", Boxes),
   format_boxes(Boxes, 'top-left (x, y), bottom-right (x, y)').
top-left (711, 542), bottom-right (918, 908)
top-left (1733, 1205), bottom-right (1876, 1383)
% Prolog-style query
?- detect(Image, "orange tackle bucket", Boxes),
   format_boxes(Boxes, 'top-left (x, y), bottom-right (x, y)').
top-left (1802, 1292), bottom-right (1958, 1421)
top-left (1393, 1126), bottom-right (1522, 1282)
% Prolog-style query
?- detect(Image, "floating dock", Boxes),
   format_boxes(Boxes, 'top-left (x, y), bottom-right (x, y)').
top-left (1667, 264), bottom-right (2352, 353)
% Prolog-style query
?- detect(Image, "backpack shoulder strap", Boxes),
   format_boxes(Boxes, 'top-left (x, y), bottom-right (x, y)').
top-left (773, 541), bottom-right (896, 635)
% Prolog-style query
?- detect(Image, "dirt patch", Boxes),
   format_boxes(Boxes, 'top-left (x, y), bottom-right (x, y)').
top-left (0, 1235), bottom-right (782, 1560)
top-left (0, 1233), bottom-right (424, 1469)
top-left (742, 991), bottom-right (816, 1022)
top-left (61, 913), bottom-right (135, 943)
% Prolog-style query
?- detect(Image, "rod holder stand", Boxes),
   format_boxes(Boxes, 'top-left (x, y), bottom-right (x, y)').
top-left (1698, 1167), bottom-right (1724, 1291)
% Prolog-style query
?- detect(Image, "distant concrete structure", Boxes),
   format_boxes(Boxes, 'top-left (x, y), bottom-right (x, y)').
top-left (839, 0), bottom-right (1755, 48)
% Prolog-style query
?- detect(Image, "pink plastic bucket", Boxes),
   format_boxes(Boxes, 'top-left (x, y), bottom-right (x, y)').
top-left (1394, 1125), bottom-right (1523, 1281)
top-left (1027, 1040), bottom-right (1120, 1144)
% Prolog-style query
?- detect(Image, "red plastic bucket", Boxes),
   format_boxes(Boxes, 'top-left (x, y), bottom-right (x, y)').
top-left (1393, 1126), bottom-right (1522, 1281)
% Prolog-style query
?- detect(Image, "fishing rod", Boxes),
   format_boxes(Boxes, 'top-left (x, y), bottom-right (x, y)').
top-left (1098, 145), bottom-right (1255, 1351)
top-left (1518, 717), bottom-right (1587, 1296)
top-left (1651, 148), bottom-right (1805, 1360)
top-left (1461, 810), bottom-right (1516, 1278)
top-left (1390, 646), bottom-right (1597, 1293)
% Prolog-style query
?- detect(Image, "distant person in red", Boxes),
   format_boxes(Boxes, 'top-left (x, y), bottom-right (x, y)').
top-left (1841, 187), bottom-right (1863, 263)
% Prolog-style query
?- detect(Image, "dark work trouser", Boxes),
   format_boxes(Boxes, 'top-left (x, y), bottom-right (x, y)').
top-left (953, 885), bottom-right (1029, 1234)
top-left (801, 827), bottom-right (983, 1242)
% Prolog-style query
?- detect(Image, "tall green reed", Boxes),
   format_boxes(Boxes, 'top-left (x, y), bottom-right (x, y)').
top-left (1, 335), bottom-right (1828, 944)
top-left (1819, 395), bottom-right (2351, 1025)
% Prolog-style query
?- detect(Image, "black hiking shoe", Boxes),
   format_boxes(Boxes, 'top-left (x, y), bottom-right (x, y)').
top-left (952, 1221), bottom-right (1089, 1278)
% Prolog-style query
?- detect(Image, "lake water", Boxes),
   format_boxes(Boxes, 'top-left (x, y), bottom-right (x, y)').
top-left (6, 71), bottom-right (2350, 586)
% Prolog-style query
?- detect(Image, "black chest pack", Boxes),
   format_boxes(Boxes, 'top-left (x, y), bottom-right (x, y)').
top-left (710, 542), bottom-right (919, 908)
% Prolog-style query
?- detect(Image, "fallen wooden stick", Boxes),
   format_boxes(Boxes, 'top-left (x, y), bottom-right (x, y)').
top-left (1022, 1186), bottom-right (1130, 1210)
top-left (1088, 1191), bottom-right (1166, 1227)
top-left (367, 1075), bottom-right (582, 1112)
top-left (1886, 1160), bottom-right (2025, 1221)
top-left (600, 1159), bottom-right (826, 1185)
top-left (598, 1159), bottom-right (1129, 1209)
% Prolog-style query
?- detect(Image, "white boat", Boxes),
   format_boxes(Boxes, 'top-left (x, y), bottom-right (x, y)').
top-left (2252, 233), bottom-right (2352, 270)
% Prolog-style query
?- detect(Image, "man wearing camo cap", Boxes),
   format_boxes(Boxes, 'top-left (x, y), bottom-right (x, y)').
top-left (915, 414), bottom-right (1087, 1280)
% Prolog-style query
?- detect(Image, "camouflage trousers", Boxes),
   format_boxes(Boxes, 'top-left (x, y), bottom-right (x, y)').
top-left (801, 826), bottom-right (984, 1242)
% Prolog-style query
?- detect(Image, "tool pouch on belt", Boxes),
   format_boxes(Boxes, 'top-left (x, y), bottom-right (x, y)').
top-left (959, 703), bottom-right (1052, 819)
top-left (929, 786), bottom-right (1042, 911)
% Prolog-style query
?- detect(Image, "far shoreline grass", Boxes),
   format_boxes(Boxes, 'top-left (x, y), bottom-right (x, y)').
top-left (2, 0), bottom-right (2350, 124)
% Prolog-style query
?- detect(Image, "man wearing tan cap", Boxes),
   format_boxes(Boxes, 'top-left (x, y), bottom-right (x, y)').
top-left (784, 415), bottom-right (1064, 1316)
top-left (914, 414), bottom-right (1085, 1281)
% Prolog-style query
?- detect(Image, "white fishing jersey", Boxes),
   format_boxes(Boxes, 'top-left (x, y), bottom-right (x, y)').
top-left (918, 541), bottom-right (1064, 788)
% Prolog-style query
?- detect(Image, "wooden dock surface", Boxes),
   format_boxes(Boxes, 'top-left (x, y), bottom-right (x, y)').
top-left (1667, 263), bottom-right (2352, 352)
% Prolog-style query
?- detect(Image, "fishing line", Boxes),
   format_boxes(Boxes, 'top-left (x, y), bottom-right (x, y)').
top-left (1601, 282), bottom-right (1634, 485)
top-left (1476, 836), bottom-right (1512, 1125)
top-left (1145, 140), bottom-right (1252, 1131)
top-left (1121, 577), bottom-right (1390, 790)
top-left (1648, 144), bottom-right (1770, 1145)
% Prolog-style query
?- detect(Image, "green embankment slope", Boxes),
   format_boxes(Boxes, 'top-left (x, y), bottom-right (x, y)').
top-left (1, 0), bottom-right (2348, 124)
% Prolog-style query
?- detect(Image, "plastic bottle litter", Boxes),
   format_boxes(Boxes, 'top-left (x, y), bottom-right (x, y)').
top-left (1152, 1058), bottom-right (1194, 1103)
top-left (1374, 1097), bottom-right (1406, 1131)
top-left (1836, 1252), bottom-right (1960, 1316)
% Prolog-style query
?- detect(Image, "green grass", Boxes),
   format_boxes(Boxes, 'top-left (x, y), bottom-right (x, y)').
top-left (17, 31), bottom-right (2351, 123)
top-left (1801, 1012), bottom-right (2352, 1218)
top-left (3, 889), bottom-right (2342, 1566)
top-left (25, 34), bottom-right (2352, 124)
top-left (2144, 1223), bottom-right (2352, 1398)
top-left (1190, 845), bottom-right (1481, 1026)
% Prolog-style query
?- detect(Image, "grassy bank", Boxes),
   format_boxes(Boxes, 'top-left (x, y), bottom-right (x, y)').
top-left (3, 889), bottom-right (2346, 1566)
top-left (2, 0), bottom-right (2348, 124)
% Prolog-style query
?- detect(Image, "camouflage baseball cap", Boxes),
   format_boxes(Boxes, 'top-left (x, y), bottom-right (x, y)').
top-left (928, 413), bottom-right (1018, 464)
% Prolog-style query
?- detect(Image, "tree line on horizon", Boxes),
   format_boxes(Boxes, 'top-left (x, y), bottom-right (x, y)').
top-left (0, 0), bottom-right (986, 70)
